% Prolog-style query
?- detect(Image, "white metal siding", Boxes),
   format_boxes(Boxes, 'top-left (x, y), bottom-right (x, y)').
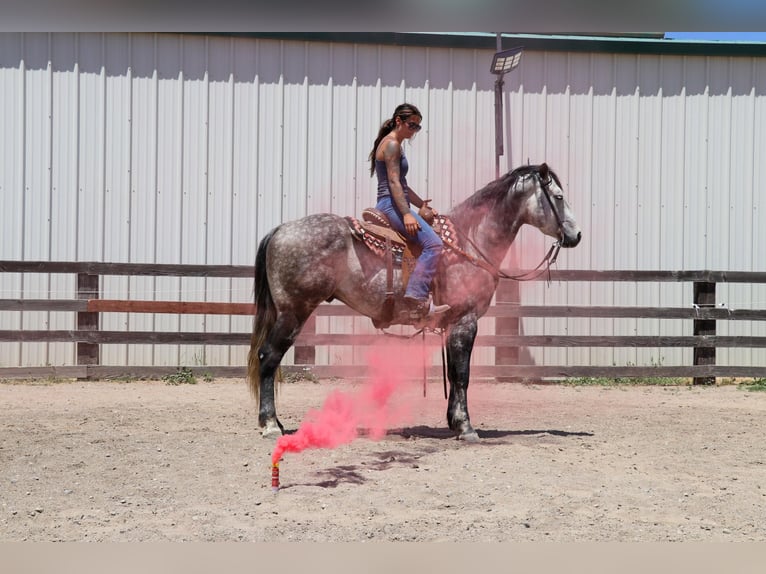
top-left (1, 32), bottom-right (765, 370)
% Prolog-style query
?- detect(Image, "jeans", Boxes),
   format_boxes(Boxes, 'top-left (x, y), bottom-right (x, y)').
top-left (375, 196), bottom-right (444, 301)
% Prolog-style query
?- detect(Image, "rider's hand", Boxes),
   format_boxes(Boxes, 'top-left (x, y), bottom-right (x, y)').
top-left (418, 199), bottom-right (437, 224)
top-left (423, 199), bottom-right (439, 217)
top-left (403, 212), bottom-right (421, 236)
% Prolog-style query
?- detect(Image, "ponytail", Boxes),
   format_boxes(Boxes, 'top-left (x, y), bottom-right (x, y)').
top-left (368, 118), bottom-right (396, 176)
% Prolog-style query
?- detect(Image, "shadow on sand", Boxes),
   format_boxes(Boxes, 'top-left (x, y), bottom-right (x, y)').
top-left (282, 449), bottom-right (428, 489)
top-left (280, 427), bottom-right (593, 490)
top-left (389, 425), bottom-right (594, 440)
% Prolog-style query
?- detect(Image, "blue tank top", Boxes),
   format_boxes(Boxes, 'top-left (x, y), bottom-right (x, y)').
top-left (375, 154), bottom-right (410, 202)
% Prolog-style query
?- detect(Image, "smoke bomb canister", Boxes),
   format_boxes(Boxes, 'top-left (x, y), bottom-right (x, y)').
top-left (271, 462), bottom-right (280, 492)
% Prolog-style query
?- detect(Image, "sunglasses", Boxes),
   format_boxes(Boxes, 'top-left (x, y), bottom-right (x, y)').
top-left (405, 121), bottom-right (422, 132)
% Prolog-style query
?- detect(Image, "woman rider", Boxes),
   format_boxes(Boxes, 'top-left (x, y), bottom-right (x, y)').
top-left (369, 103), bottom-right (450, 320)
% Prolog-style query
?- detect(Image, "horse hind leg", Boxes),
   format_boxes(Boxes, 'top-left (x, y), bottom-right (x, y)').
top-left (256, 311), bottom-right (304, 438)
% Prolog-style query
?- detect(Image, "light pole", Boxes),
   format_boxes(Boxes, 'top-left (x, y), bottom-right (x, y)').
top-left (491, 37), bottom-right (524, 380)
top-left (490, 39), bottom-right (523, 178)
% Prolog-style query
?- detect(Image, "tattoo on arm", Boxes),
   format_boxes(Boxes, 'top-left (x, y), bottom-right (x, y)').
top-left (383, 141), bottom-right (411, 215)
top-left (407, 187), bottom-right (424, 208)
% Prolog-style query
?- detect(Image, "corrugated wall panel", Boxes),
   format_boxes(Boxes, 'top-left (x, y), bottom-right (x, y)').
top-left (402, 46), bottom-right (430, 198)
top-left (532, 51), bottom-right (567, 367)
top-left (153, 34), bottom-right (184, 366)
top-left (753, 61), bottom-right (766, 358)
top-left (49, 33), bottom-right (79, 365)
top-left (100, 34), bottom-right (132, 366)
top-left (2, 33), bottom-right (765, 371)
top-left (0, 34), bottom-right (24, 367)
top-left (228, 37), bottom-right (261, 368)
top-left (706, 57), bottom-right (735, 368)
top-left (203, 36), bottom-right (235, 367)
top-left (76, 33), bottom-right (106, 263)
top-left (174, 35), bottom-right (209, 368)
top-left (255, 39), bottom-right (284, 246)
top-left (575, 55), bottom-right (598, 365)
top-left (127, 34), bottom-right (159, 366)
top-left (305, 42), bottom-right (333, 216)
top-left (657, 55), bottom-right (688, 367)
top-left (427, 48), bottom-right (455, 209)
top-left (721, 57), bottom-right (758, 367)
top-left (281, 41), bottom-right (309, 223)
top-left (611, 55), bottom-right (640, 368)
top-left (21, 33), bottom-right (53, 366)
top-left (585, 53), bottom-right (616, 367)
top-left (635, 55), bottom-right (664, 367)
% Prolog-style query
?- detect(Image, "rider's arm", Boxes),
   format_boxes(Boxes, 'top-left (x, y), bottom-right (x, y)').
top-left (406, 186), bottom-right (438, 218)
top-left (406, 187), bottom-right (425, 209)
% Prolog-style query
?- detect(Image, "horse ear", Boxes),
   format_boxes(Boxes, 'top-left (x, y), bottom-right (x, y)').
top-left (539, 163), bottom-right (549, 179)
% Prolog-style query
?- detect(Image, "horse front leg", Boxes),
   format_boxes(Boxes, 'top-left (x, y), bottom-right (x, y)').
top-left (446, 315), bottom-right (479, 442)
top-left (258, 312), bottom-right (303, 438)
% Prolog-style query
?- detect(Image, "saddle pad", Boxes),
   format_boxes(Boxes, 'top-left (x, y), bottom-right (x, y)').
top-left (345, 214), bottom-right (462, 263)
top-left (345, 217), bottom-right (407, 265)
top-left (430, 214), bottom-right (460, 252)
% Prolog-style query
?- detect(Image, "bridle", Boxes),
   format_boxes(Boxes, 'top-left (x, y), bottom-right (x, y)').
top-left (454, 169), bottom-right (564, 282)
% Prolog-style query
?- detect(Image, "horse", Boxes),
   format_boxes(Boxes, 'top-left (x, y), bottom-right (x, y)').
top-left (247, 163), bottom-right (581, 441)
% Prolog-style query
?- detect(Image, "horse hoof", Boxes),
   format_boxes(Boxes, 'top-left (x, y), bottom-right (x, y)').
top-left (458, 430), bottom-right (480, 443)
top-left (260, 421), bottom-right (283, 438)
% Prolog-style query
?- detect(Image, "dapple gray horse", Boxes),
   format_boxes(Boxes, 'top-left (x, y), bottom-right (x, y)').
top-left (248, 163), bottom-right (581, 441)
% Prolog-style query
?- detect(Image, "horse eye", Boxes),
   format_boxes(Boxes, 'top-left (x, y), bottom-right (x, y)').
top-left (555, 194), bottom-right (564, 201)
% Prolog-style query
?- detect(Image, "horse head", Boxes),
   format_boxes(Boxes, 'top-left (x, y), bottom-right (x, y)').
top-left (518, 163), bottom-right (581, 248)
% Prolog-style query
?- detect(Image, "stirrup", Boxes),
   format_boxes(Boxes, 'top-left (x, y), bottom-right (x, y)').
top-left (427, 301), bottom-right (451, 317)
top-left (404, 295), bottom-right (450, 319)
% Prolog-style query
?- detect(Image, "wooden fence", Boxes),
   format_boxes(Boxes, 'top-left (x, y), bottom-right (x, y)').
top-left (1, 261), bottom-right (766, 384)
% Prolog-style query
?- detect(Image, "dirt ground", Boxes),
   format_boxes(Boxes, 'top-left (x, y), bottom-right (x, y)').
top-left (1, 376), bottom-right (765, 542)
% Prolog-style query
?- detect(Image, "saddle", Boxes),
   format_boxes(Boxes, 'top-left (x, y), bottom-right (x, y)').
top-left (346, 209), bottom-right (460, 275)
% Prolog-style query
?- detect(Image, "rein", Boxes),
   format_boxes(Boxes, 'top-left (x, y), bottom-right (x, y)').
top-left (454, 225), bottom-right (561, 282)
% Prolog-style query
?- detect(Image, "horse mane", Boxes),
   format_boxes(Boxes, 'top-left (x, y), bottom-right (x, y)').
top-left (450, 164), bottom-right (554, 235)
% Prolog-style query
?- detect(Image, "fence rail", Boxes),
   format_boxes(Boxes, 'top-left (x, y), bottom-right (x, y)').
top-left (1, 260), bottom-right (765, 383)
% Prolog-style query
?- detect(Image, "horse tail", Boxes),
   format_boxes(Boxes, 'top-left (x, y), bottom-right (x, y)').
top-left (247, 227), bottom-right (280, 404)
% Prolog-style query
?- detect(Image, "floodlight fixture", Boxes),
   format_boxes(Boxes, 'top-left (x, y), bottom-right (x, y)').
top-left (490, 46), bottom-right (524, 75)
top-left (491, 44), bottom-right (523, 178)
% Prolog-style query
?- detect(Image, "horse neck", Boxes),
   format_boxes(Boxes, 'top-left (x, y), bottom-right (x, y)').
top-left (450, 199), bottom-right (524, 267)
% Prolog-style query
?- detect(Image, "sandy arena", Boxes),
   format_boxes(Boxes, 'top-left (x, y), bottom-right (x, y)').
top-left (1, 377), bottom-right (765, 542)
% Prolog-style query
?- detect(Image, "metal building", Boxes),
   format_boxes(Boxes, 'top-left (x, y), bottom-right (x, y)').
top-left (1, 32), bottom-right (765, 370)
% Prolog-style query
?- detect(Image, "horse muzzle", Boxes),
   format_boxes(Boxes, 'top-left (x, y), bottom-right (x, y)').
top-left (559, 229), bottom-right (582, 248)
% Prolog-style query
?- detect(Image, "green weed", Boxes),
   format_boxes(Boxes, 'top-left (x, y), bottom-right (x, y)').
top-left (739, 378), bottom-right (766, 392)
top-left (563, 359), bottom-right (686, 387)
top-left (162, 367), bottom-right (197, 385)
top-left (282, 368), bottom-right (320, 384)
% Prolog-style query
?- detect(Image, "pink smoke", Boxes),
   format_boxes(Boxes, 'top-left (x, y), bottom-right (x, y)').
top-left (271, 343), bottom-right (431, 464)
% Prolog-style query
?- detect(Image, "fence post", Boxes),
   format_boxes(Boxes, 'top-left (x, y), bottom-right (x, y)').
top-left (495, 279), bottom-right (520, 382)
top-left (294, 314), bottom-right (316, 366)
top-left (76, 272), bottom-right (100, 376)
top-left (693, 280), bottom-right (716, 385)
